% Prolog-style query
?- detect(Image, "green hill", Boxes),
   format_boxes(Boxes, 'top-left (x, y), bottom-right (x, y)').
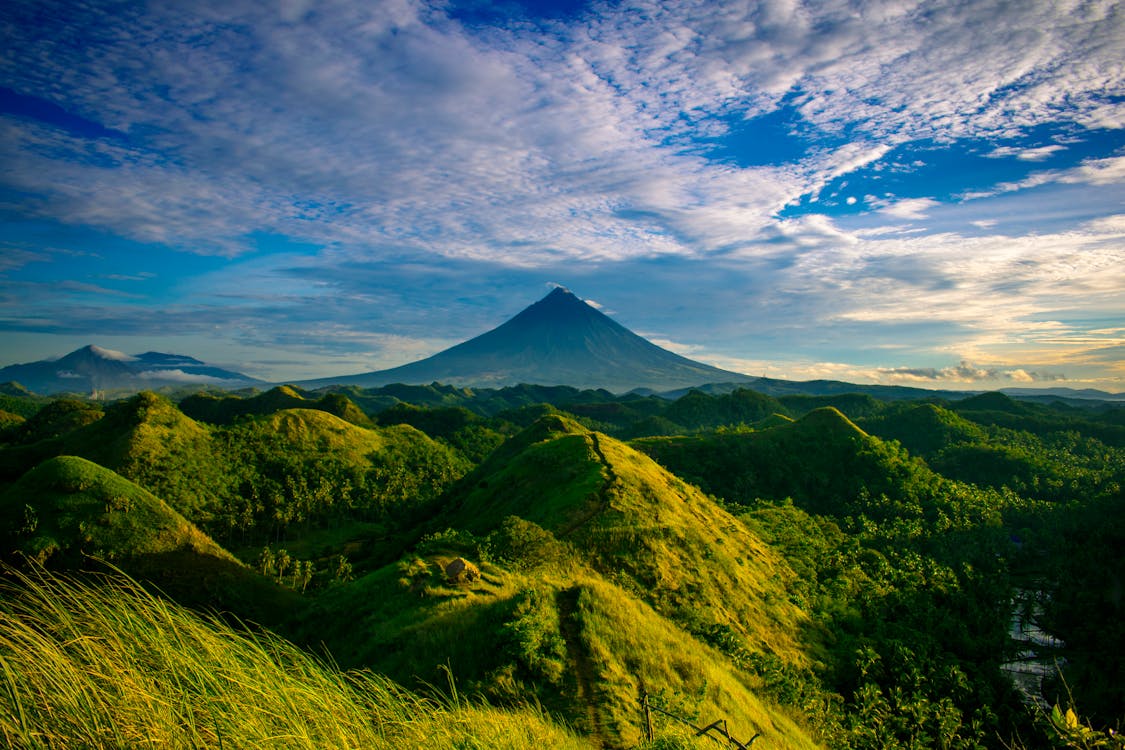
top-left (0, 455), bottom-right (230, 565)
top-left (663, 388), bottom-right (787, 429)
top-left (8, 398), bottom-right (103, 444)
top-left (0, 409), bottom-right (25, 433)
top-left (298, 416), bottom-right (822, 748)
top-left (0, 394), bottom-right (470, 558)
top-left (633, 407), bottom-right (937, 518)
top-left (0, 455), bottom-right (305, 625)
top-left (179, 385), bottom-right (375, 427)
top-left (859, 402), bottom-right (988, 458)
top-left (442, 415), bottom-right (809, 661)
top-left (306, 556), bottom-right (819, 749)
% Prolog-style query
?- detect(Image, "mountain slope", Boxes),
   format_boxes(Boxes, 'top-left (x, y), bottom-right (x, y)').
top-left (302, 288), bottom-right (755, 392)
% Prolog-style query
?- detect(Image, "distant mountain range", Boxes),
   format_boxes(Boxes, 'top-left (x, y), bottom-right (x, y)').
top-left (0, 345), bottom-right (261, 395)
top-left (2, 291), bottom-right (1121, 401)
top-left (300, 287), bottom-right (758, 393)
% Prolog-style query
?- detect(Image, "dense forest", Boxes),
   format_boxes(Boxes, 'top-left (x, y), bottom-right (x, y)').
top-left (1, 381), bottom-right (1122, 749)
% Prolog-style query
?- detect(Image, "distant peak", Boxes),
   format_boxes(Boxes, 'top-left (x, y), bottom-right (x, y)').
top-left (82, 345), bottom-right (137, 362)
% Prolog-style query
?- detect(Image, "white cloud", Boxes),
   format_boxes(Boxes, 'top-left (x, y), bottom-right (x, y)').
top-left (986, 144), bottom-right (1067, 161)
top-left (135, 369), bottom-right (243, 384)
top-left (961, 155), bottom-right (1125, 200)
top-left (2, 0), bottom-right (1120, 266)
top-left (2, 0), bottom-right (1123, 391)
top-left (877, 197), bottom-right (940, 220)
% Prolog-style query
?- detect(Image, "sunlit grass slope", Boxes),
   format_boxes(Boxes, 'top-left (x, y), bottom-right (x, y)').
top-left (0, 456), bottom-right (305, 624)
top-left (293, 417), bottom-right (822, 747)
top-left (0, 455), bottom-right (231, 565)
top-left (305, 553), bottom-right (823, 750)
top-left (0, 566), bottom-right (593, 750)
top-left (444, 415), bottom-right (810, 664)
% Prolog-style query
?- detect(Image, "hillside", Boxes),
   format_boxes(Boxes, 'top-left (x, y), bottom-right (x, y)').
top-left (301, 416), bottom-right (821, 747)
top-left (0, 566), bottom-right (592, 750)
top-left (0, 455), bottom-right (231, 566)
top-left (180, 384), bottom-right (374, 427)
top-left (0, 456), bottom-right (302, 623)
top-left (0, 394), bottom-right (471, 557)
top-left (633, 407), bottom-right (939, 518)
top-left (446, 416), bottom-right (809, 658)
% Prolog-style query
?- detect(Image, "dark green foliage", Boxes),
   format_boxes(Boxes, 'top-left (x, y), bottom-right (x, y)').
top-left (860, 402), bottom-right (987, 457)
top-left (953, 392), bottom-right (1125, 447)
top-left (635, 407), bottom-right (936, 519)
top-left (1038, 490), bottom-right (1125, 727)
top-left (212, 411), bottom-right (471, 546)
top-left (0, 382), bottom-right (48, 420)
top-left (376, 403), bottom-right (508, 462)
top-left (776, 393), bottom-right (890, 420)
top-left (0, 410), bottom-right (25, 437)
top-left (487, 516), bottom-right (572, 571)
top-left (179, 385), bottom-right (374, 427)
top-left (9, 398), bottom-right (103, 444)
top-left (663, 388), bottom-right (785, 429)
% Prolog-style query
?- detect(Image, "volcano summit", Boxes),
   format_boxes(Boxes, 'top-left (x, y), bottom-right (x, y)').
top-left (305, 288), bottom-right (755, 393)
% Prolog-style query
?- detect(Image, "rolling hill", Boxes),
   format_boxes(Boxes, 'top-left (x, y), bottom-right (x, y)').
top-left (300, 415), bottom-right (820, 748)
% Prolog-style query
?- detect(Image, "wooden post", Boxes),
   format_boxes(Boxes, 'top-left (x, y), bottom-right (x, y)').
top-left (642, 691), bottom-right (654, 741)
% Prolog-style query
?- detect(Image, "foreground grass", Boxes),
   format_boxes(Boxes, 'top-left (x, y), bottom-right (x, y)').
top-left (0, 566), bottom-right (592, 749)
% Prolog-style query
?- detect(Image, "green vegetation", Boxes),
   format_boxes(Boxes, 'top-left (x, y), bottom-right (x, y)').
top-left (0, 455), bottom-right (229, 566)
top-left (0, 384), bottom-right (1121, 749)
top-left (0, 565), bottom-right (592, 750)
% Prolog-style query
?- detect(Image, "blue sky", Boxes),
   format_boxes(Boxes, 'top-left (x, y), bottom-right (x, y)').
top-left (1, 0), bottom-right (1123, 391)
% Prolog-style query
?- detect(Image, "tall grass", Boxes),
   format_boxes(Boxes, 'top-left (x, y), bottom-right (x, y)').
top-left (0, 566), bottom-right (591, 749)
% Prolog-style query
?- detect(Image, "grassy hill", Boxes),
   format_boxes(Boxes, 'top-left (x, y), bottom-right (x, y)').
top-left (0, 566), bottom-right (593, 750)
top-left (296, 416), bottom-right (822, 748)
top-left (0, 394), bottom-right (471, 560)
top-left (633, 407), bottom-right (939, 519)
top-left (3, 387), bottom-right (1121, 748)
top-left (303, 540), bottom-right (820, 749)
top-left (0, 455), bottom-right (304, 624)
top-left (858, 402), bottom-right (988, 458)
top-left (443, 415), bottom-right (810, 662)
top-left (0, 455), bottom-right (230, 566)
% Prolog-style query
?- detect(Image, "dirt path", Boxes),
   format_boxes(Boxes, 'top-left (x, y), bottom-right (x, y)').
top-left (556, 586), bottom-right (608, 747)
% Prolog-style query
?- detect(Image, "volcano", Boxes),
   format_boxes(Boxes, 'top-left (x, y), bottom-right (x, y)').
top-left (304, 288), bottom-right (755, 392)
